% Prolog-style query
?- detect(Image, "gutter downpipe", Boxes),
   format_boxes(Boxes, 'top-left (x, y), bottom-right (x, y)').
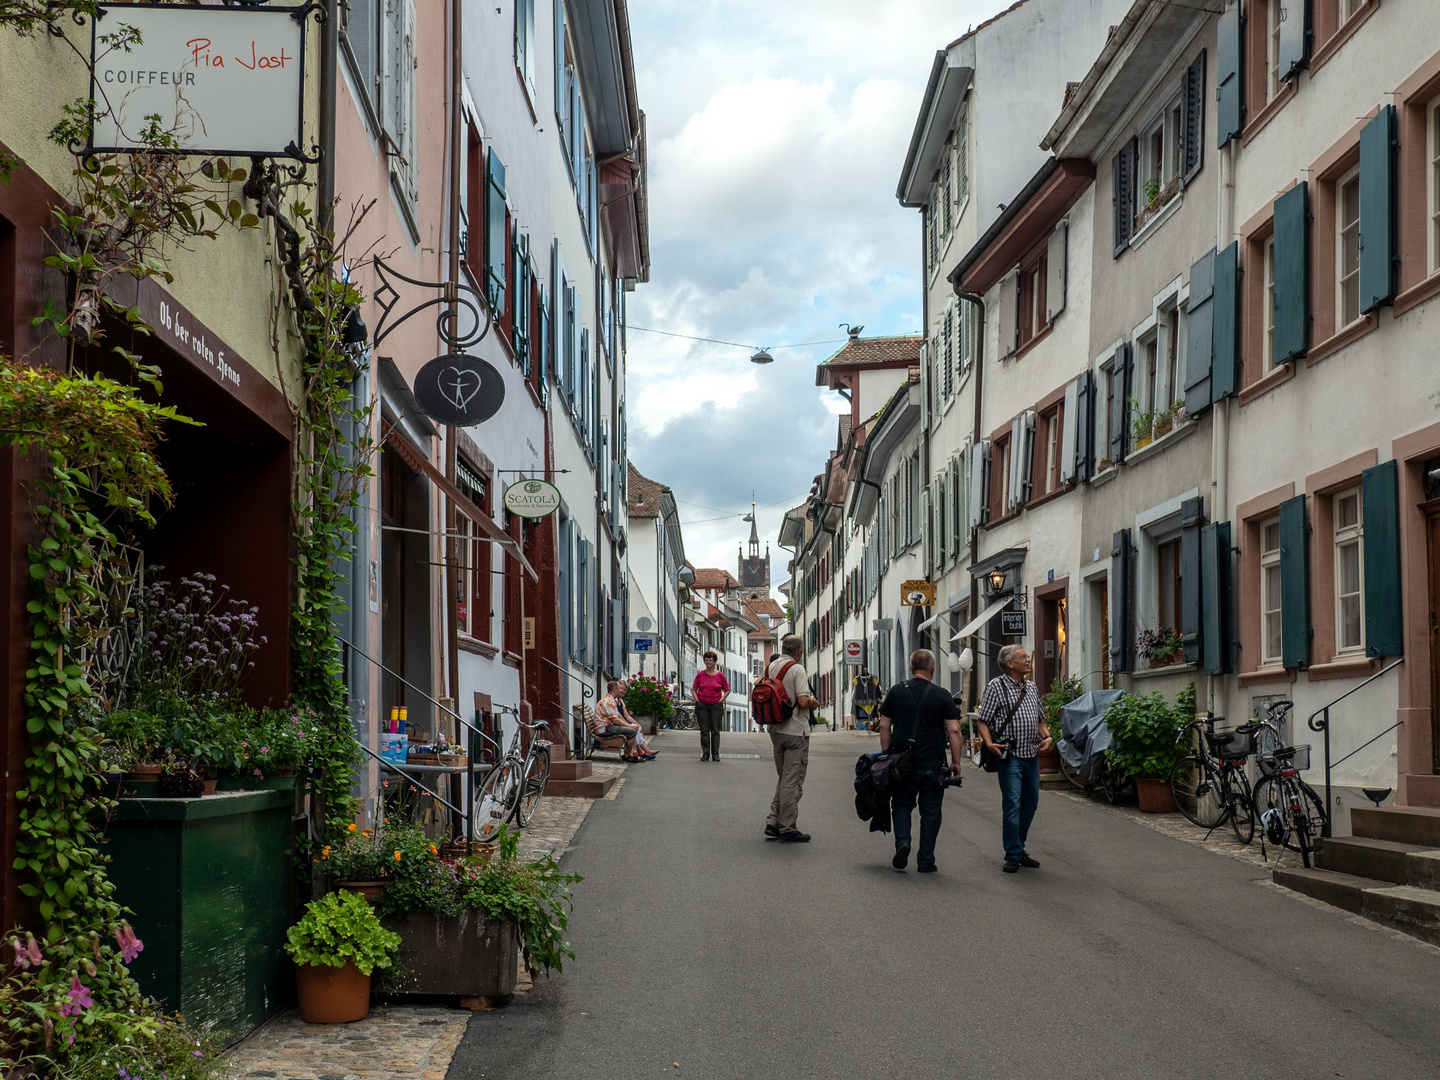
top-left (444, 0), bottom-right (464, 824)
top-left (319, 0), bottom-right (337, 230)
top-left (1210, 128), bottom-right (1236, 718)
top-left (958, 284), bottom-right (985, 700)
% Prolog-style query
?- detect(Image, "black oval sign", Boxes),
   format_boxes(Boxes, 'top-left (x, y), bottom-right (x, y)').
top-left (413, 353), bottom-right (505, 427)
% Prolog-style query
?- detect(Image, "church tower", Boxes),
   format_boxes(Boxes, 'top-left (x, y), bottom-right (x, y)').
top-left (737, 500), bottom-right (771, 598)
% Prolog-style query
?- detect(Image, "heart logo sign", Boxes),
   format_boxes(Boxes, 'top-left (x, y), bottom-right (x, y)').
top-left (413, 353), bottom-right (505, 427)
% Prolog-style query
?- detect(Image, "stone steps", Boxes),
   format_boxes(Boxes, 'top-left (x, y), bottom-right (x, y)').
top-left (1352, 805), bottom-right (1440, 847)
top-left (544, 774), bottom-right (616, 798)
top-left (1315, 836), bottom-right (1424, 885)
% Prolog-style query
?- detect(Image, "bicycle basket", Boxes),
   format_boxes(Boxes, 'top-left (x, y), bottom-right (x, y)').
top-left (1271, 744), bottom-right (1311, 772)
top-left (1213, 723), bottom-right (1258, 759)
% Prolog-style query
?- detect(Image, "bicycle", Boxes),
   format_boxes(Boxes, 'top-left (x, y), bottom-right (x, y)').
top-left (671, 700), bottom-right (699, 731)
top-left (1058, 749), bottom-right (1133, 804)
top-left (1168, 715), bottom-right (1257, 844)
top-left (1251, 744), bottom-right (1325, 865)
top-left (472, 717), bottom-right (552, 840)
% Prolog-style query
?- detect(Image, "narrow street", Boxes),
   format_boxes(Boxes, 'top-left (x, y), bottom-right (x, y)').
top-left (450, 731), bottom-right (1440, 1080)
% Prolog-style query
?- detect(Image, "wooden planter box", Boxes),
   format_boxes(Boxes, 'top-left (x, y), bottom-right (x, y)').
top-left (101, 790), bottom-right (294, 1043)
top-left (382, 908), bottom-right (519, 998)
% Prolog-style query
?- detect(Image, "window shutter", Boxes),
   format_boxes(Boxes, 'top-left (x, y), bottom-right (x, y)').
top-left (955, 449), bottom-right (969, 547)
top-left (1361, 459), bottom-right (1404, 657)
top-left (1211, 242), bottom-right (1240, 401)
top-left (1108, 343), bottom-right (1131, 465)
top-left (1216, 0), bottom-right (1243, 146)
top-left (1074, 370), bottom-right (1094, 483)
top-left (1184, 248), bottom-right (1217, 413)
top-left (1359, 104), bottom-right (1397, 314)
top-left (1046, 223), bottom-right (1067, 322)
top-left (1273, 181), bottom-right (1309, 364)
top-left (1112, 137), bottom-right (1137, 257)
top-left (997, 272), bottom-right (1018, 359)
top-left (1008, 416), bottom-right (1025, 510)
top-left (1200, 521), bottom-right (1234, 674)
top-left (922, 482), bottom-right (932, 574)
top-left (1278, 0), bottom-right (1311, 83)
top-left (1111, 529), bottom-right (1134, 673)
top-left (1182, 50), bottom-right (1206, 187)
top-left (919, 339), bottom-right (931, 430)
top-left (1180, 497), bottom-right (1204, 665)
top-left (553, 0), bottom-right (565, 120)
top-left (1278, 494), bottom-right (1311, 669)
top-left (485, 149), bottom-right (508, 318)
top-left (551, 240), bottom-right (564, 386)
top-left (1060, 377), bottom-right (1080, 484)
top-left (1019, 411), bottom-right (1036, 505)
top-left (969, 441), bottom-right (989, 528)
top-left (537, 285), bottom-right (550, 405)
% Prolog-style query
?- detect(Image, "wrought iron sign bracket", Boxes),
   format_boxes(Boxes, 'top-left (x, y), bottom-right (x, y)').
top-left (371, 254), bottom-right (492, 351)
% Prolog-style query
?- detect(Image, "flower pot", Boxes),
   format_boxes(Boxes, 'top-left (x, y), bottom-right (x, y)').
top-left (295, 960), bottom-right (371, 1023)
top-left (1097, 459), bottom-right (1112, 472)
top-left (201, 778), bottom-right (219, 796)
top-left (1152, 420), bottom-right (1173, 439)
top-left (337, 880), bottom-right (386, 900)
top-left (1148, 653), bottom-right (1182, 668)
top-left (381, 908), bottom-right (518, 998)
top-left (1037, 745), bottom-right (1062, 775)
top-left (1135, 777), bottom-right (1177, 813)
top-left (1135, 435), bottom-right (1152, 449)
top-left (121, 765), bottom-right (162, 798)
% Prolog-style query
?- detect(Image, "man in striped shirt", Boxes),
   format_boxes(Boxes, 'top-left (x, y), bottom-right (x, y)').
top-left (977, 644), bottom-right (1051, 874)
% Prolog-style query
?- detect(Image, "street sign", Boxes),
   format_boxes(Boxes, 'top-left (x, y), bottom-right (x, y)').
top-left (900, 579), bottom-right (936, 606)
top-left (873, 618), bottom-right (893, 631)
top-left (842, 639), bottom-right (864, 665)
top-left (503, 478), bottom-right (561, 518)
top-left (629, 633), bottom-right (657, 653)
top-left (1000, 610), bottom-right (1027, 637)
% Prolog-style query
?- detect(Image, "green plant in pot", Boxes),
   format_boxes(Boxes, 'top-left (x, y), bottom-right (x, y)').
top-left (285, 891), bottom-right (401, 1023)
top-left (1105, 683), bottom-right (1194, 812)
top-left (1137, 627), bottom-right (1183, 666)
top-left (622, 674), bottom-right (675, 724)
top-left (1129, 398), bottom-right (1155, 447)
top-left (1041, 674), bottom-right (1086, 744)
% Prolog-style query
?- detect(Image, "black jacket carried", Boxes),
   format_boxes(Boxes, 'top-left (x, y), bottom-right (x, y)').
top-left (853, 749), bottom-right (915, 834)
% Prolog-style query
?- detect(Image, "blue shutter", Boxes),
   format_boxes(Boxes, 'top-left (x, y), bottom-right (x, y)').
top-left (1278, 0), bottom-right (1311, 82)
top-left (1273, 182), bottom-right (1309, 364)
top-left (1185, 248), bottom-right (1216, 413)
top-left (1110, 529), bottom-right (1134, 673)
top-left (1182, 51), bottom-right (1206, 187)
top-left (552, 0), bottom-right (564, 120)
top-left (1075, 370), bottom-right (1093, 483)
top-left (1201, 521), bottom-right (1234, 675)
top-left (537, 286), bottom-right (550, 406)
top-left (1112, 137), bottom-right (1137, 257)
top-left (559, 516), bottom-right (572, 662)
top-left (1216, 0), bottom-right (1243, 146)
top-left (485, 150), bottom-right (508, 318)
top-left (1181, 497), bottom-right (1204, 665)
top-left (1359, 104), bottom-right (1397, 314)
top-left (1212, 242), bottom-right (1239, 400)
top-left (1108, 343), bottom-right (1132, 465)
top-left (1361, 460), bottom-right (1403, 657)
top-left (1279, 494), bottom-right (1311, 669)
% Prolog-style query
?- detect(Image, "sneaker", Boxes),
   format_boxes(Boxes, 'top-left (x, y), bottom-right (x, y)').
top-left (764, 824), bottom-right (779, 839)
top-left (777, 830), bottom-right (810, 843)
top-left (917, 865), bottom-right (938, 874)
top-left (892, 843), bottom-right (911, 871)
top-left (701, 754), bottom-right (710, 761)
top-left (1003, 858), bottom-right (1020, 873)
top-left (1019, 854), bottom-right (1040, 869)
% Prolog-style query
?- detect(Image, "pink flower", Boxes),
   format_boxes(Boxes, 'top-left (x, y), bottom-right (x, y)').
top-left (253, 768), bottom-right (263, 776)
top-left (60, 977), bottom-right (92, 1017)
top-left (113, 922), bottom-right (144, 964)
top-left (259, 747), bottom-right (270, 755)
top-left (11, 933), bottom-right (43, 969)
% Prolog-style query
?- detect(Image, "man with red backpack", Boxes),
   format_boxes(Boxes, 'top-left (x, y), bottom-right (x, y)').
top-left (757, 635), bottom-right (819, 843)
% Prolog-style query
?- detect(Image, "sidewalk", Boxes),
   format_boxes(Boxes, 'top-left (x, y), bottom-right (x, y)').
top-left (223, 751), bottom-right (634, 1080)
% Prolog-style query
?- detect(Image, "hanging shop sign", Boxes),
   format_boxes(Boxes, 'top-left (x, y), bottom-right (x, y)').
top-left (503, 479), bottom-right (562, 519)
top-left (900, 579), bottom-right (936, 606)
top-left (1000, 610), bottom-right (1027, 638)
top-left (413, 353), bottom-right (505, 427)
top-left (88, 3), bottom-right (318, 161)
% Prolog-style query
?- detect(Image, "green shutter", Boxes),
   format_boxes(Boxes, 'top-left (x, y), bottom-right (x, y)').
top-left (1212, 243), bottom-right (1239, 400)
top-left (1273, 182), bottom-right (1309, 364)
top-left (485, 149), bottom-right (507, 318)
top-left (1111, 529), bottom-right (1134, 673)
top-left (1216, 1), bottom-right (1243, 146)
top-left (1278, 494), bottom-right (1310, 669)
top-left (1180, 497), bottom-right (1204, 665)
top-left (1185, 248), bottom-right (1216, 413)
top-left (1201, 521), bottom-right (1234, 675)
top-left (1278, 0), bottom-right (1311, 82)
top-left (1362, 460), bottom-right (1403, 657)
top-left (1359, 104), bottom-right (1397, 314)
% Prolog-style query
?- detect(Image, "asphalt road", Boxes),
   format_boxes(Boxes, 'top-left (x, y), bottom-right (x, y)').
top-left (448, 730), bottom-right (1440, 1080)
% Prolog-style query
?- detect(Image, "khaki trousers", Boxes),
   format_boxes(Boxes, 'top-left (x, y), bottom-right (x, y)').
top-left (767, 733), bottom-right (809, 832)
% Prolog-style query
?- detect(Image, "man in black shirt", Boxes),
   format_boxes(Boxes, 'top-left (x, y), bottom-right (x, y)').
top-left (877, 648), bottom-right (966, 873)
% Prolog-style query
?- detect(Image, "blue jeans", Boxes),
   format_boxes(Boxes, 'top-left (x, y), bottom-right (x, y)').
top-left (892, 770), bottom-right (944, 869)
top-left (998, 754), bottom-right (1040, 860)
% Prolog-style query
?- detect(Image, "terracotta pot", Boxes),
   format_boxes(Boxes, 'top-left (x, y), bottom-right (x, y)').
top-left (295, 960), bottom-right (371, 1023)
top-left (1135, 777), bottom-right (1177, 813)
top-left (337, 881), bottom-right (386, 900)
top-left (1152, 421), bottom-right (1173, 438)
top-left (201, 778), bottom-right (219, 796)
top-left (1037, 745), bottom-right (1062, 775)
top-left (124, 765), bottom-right (162, 779)
top-left (1149, 653), bottom-right (1182, 668)
top-left (1135, 435), bottom-right (1153, 449)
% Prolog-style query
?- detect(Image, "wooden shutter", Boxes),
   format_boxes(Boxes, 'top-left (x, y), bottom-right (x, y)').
top-left (553, 0), bottom-right (565, 120)
top-left (513, 232), bottom-right (531, 372)
top-left (1112, 137), bottom-right (1137, 257)
top-left (1108, 343), bottom-right (1131, 465)
top-left (1185, 248), bottom-right (1216, 413)
top-left (969, 442), bottom-right (989, 528)
top-left (485, 149), bottom-right (508, 318)
top-left (1008, 416), bottom-right (1025, 510)
top-left (1046, 223), bottom-right (1067, 323)
top-left (1075, 370), bottom-right (1095, 483)
top-left (1180, 496), bottom-right (1204, 665)
top-left (1201, 521), bottom-right (1234, 674)
top-left (919, 339), bottom-right (931, 430)
top-left (1361, 460), bottom-right (1403, 657)
top-left (1278, 494), bottom-right (1311, 669)
top-left (955, 449), bottom-right (969, 547)
top-left (1060, 377), bottom-right (1080, 484)
top-left (1212, 242), bottom-right (1240, 401)
top-left (1359, 104), bottom-right (1397, 314)
top-left (1273, 181), bottom-right (1309, 364)
top-left (1111, 529), bottom-right (1134, 673)
top-left (1182, 50), bottom-right (1206, 187)
top-left (1019, 411), bottom-right (1036, 506)
top-left (1216, 0), bottom-right (1243, 146)
top-left (537, 285), bottom-right (550, 405)
top-left (1278, 0), bottom-right (1311, 83)
top-left (997, 272), bottom-right (1018, 359)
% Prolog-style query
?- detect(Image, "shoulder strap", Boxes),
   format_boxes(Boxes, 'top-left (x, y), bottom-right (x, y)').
top-left (991, 678), bottom-right (1025, 740)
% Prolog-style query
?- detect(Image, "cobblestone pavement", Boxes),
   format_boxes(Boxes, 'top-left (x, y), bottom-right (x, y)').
top-left (224, 752), bottom-right (633, 1079)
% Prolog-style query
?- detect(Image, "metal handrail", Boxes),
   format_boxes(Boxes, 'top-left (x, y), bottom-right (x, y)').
top-left (1307, 657), bottom-right (1404, 836)
top-left (542, 655), bottom-right (595, 699)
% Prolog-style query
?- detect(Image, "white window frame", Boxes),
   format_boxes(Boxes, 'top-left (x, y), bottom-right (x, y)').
top-left (1159, 302), bottom-right (1182, 417)
top-left (1138, 328), bottom-right (1160, 422)
top-left (1042, 409), bottom-right (1060, 496)
top-left (1135, 490), bottom-right (1198, 660)
top-left (1138, 92), bottom-right (1184, 212)
top-left (954, 101), bottom-right (970, 216)
top-left (1333, 486), bottom-right (1366, 655)
top-left (1337, 166), bottom-right (1362, 329)
top-left (1266, 0), bottom-right (1282, 103)
top-left (1263, 236), bottom-right (1277, 370)
top-left (1429, 95), bottom-right (1440, 276)
top-left (1340, 0), bottom-right (1365, 23)
top-left (1260, 516), bottom-right (1283, 667)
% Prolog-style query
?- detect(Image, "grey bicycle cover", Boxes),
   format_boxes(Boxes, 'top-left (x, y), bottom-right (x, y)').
top-left (1058, 689), bottom-right (1127, 780)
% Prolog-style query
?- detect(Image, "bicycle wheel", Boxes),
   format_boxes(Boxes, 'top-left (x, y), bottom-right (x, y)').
top-left (1102, 763), bottom-right (1129, 804)
top-left (1058, 749), bottom-right (1086, 791)
top-left (1252, 775), bottom-right (1325, 852)
top-left (474, 758), bottom-right (520, 841)
top-left (1169, 755), bottom-right (1225, 828)
top-left (1227, 782), bottom-right (1255, 845)
top-left (512, 745), bottom-right (551, 827)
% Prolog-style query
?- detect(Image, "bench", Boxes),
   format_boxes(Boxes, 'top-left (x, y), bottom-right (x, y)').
top-left (572, 706), bottom-right (636, 761)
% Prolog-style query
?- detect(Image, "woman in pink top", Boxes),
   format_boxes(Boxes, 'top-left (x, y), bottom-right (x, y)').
top-left (691, 650), bottom-right (730, 761)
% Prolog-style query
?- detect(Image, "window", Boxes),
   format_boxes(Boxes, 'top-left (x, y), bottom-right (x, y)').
top-left (1260, 517), bottom-right (1283, 666)
top-left (1262, 236), bottom-right (1277, 369)
top-left (1162, 306), bottom-right (1181, 415)
top-left (514, 0), bottom-right (535, 94)
top-left (1139, 97), bottom-right (1183, 213)
top-left (1016, 252), bottom-right (1048, 351)
top-left (1142, 333), bottom-right (1159, 419)
top-left (1340, 0), bottom-right (1364, 21)
top-left (1337, 168), bottom-right (1361, 327)
top-left (1266, 0), bottom-right (1283, 103)
top-left (954, 103), bottom-right (969, 211)
top-left (456, 463), bottom-right (493, 643)
top-left (941, 147), bottom-right (953, 235)
top-left (341, 0), bottom-right (382, 117)
top-left (1157, 536), bottom-right (1182, 633)
top-left (1041, 408), bottom-right (1061, 496)
top-left (942, 305), bottom-right (954, 399)
top-left (993, 433), bottom-right (1012, 521)
top-left (1334, 487), bottom-right (1365, 653)
top-left (1430, 98), bottom-right (1440, 275)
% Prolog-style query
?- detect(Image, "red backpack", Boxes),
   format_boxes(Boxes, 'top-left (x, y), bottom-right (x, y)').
top-left (751, 660), bottom-right (798, 727)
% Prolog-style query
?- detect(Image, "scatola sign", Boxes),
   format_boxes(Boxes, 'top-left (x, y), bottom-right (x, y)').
top-left (89, 4), bottom-right (310, 159)
top-left (503, 479), bottom-right (562, 520)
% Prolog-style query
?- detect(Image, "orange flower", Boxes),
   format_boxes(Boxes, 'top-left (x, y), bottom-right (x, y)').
top-left (429, 845), bottom-right (438, 855)
top-left (393, 851), bottom-right (402, 861)
top-left (347, 823), bottom-right (358, 832)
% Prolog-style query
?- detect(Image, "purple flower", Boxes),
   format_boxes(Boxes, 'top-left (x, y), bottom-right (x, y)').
top-left (113, 922), bottom-right (144, 964)
top-left (253, 768), bottom-right (262, 776)
top-left (60, 977), bottom-right (92, 1017)
top-left (10, 933), bottom-right (42, 969)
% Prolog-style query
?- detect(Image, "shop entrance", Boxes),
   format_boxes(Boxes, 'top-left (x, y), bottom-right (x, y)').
top-left (1426, 500), bottom-right (1440, 773)
top-left (1035, 580), bottom-right (1069, 695)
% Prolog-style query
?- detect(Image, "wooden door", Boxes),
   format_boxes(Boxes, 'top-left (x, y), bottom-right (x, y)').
top-left (1426, 504), bottom-right (1440, 773)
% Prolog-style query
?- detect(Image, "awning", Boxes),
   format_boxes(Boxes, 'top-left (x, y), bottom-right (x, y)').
top-left (383, 427), bottom-right (538, 581)
top-left (950, 596), bottom-right (1011, 642)
top-left (917, 599), bottom-right (966, 634)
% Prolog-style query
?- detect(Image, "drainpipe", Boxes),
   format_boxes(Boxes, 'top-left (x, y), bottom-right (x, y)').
top-left (958, 285), bottom-right (985, 697)
top-left (319, 0), bottom-right (337, 231)
top-left (1209, 134), bottom-right (1236, 717)
top-left (444, 0), bottom-right (464, 825)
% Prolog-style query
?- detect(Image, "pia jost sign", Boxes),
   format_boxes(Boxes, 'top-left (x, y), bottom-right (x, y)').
top-left (503, 479), bottom-right (562, 519)
top-left (414, 353), bottom-right (506, 427)
top-left (89, 4), bottom-right (314, 160)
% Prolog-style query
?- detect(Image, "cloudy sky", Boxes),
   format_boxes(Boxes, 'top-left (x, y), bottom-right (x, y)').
top-left (625, 0), bottom-right (1012, 585)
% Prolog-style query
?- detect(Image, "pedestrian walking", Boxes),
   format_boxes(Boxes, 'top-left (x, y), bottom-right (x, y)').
top-left (876, 649), bottom-right (965, 873)
top-left (690, 650), bottom-right (729, 761)
top-left (764, 635), bottom-right (818, 843)
top-left (976, 645), bottom-right (1051, 873)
